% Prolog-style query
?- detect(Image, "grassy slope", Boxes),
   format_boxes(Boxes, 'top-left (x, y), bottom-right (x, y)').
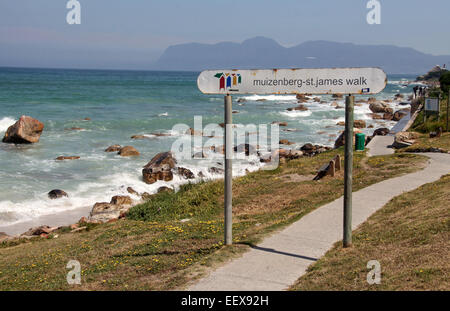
top-left (410, 96), bottom-right (448, 134)
top-left (400, 132), bottom-right (450, 153)
top-left (0, 150), bottom-right (427, 290)
top-left (291, 174), bottom-right (450, 291)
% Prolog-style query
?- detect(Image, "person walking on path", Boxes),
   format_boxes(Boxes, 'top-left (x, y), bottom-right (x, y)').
top-left (413, 86), bottom-right (418, 98)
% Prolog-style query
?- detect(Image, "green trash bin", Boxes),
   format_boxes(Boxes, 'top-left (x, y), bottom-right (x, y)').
top-left (355, 133), bottom-right (365, 151)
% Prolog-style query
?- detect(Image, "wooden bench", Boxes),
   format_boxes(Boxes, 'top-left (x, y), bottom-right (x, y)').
top-left (313, 155), bottom-right (341, 181)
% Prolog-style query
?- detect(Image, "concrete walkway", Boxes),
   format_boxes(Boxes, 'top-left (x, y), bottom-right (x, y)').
top-left (188, 152), bottom-right (450, 291)
top-left (366, 136), bottom-right (395, 157)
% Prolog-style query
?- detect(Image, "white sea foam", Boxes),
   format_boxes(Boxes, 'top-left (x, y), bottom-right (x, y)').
top-left (279, 110), bottom-right (312, 118)
top-left (0, 150), bottom-right (267, 227)
top-left (0, 117), bottom-right (16, 132)
top-left (240, 95), bottom-right (298, 101)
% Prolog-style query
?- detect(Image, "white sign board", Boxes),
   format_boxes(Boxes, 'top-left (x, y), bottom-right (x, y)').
top-left (424, 98), bottom-right (440, 112)
top-left (197, 67), bottom-right (387, 95)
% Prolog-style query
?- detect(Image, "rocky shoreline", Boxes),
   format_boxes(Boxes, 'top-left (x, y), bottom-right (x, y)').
top-left (0, 93), bottom-right (417, 242)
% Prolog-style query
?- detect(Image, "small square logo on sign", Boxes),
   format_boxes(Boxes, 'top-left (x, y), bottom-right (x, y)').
top-left (362, 88), bottom-right (371, 93)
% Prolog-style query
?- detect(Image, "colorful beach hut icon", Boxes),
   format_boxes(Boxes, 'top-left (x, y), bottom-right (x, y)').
top-left (215, 72), bottom-right (241, 90)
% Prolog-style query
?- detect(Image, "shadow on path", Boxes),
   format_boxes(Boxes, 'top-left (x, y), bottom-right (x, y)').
top-left (249, 245), bottom-right (318, 261)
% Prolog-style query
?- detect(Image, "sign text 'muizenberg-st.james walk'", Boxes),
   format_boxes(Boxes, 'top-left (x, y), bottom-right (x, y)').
top-left (197, 68), bottom-right (387, 95)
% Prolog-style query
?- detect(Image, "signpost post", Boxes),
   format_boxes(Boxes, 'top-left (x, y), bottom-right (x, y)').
top-left (343, 95), bottom-right (354, 247)
top-left (197, 68), bottom-right (387, 248)
top-left (224, 95), bottom-right (233, 245)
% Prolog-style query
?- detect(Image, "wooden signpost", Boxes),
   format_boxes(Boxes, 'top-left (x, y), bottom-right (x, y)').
top-left (197, 67), bottom-right (387, 247)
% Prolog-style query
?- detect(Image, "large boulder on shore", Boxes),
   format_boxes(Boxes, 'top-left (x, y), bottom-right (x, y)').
top-left (89, 195), bottom-right (133, 222)
top-left (90, 203), bottom-right (121, 222)
top-left (369, 102), bottom-right (393, 114)
top-left (393, 131), bottom-right (419, 149)
top-left (2, 116), bottom-right (44, 144)
top-left (142, 152), bottom-right (176, 184)
top-left (21, 225), bottom-right (57, 237)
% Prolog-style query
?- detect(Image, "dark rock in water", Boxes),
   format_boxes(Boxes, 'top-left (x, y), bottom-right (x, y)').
top-left (272, 121), bottom-right (288, 127)
top-left (279, 139), bottom-right (294, 145)
top-left (130, 135), bottom-right (148, 140)
top-left (393, 110), bottom-right (409, 121)
top-left (65, 127), bottom-right (84, 131)
top-left (382, 112), bottom-right (394, 121)
top-left (157, 186), bottom-right (174, 193)
top-left (48, 189), bottom-right (68, 199)
top-left (185, 128), bottom-right (202, 136)
top-left (234, 143), bottom-right (257, 156)
top-left (83, 117), bottom-right (91, 121)
top-left (142, 151), bottom-right (176, 184)
top-left (369, 102), bottom-right (393, 114)
top-left (287, 104), bottom-right (308, 112)
top-left (2, 115), bottom-right (44, 144)
top-left (118, 146), bottom-right (140, 157)
top-left (354, 120), bottom-right (366, 129)
top-left (55, 156), bottom-right (80, 161)
top-left (105, 145), bottom-right (121, 152)
top-left (368, 113), bottom-right (383, 120)
top-left (300, 143), bottom-right (314, 151)
top-left (127, 187), bottom-right (138, 195)
top-left (332, 94), bottom-right (343, 99)
top-left (198, 171), bottom-right (205, 178)
top-left (208, 167), bottom-right (224, 174)
top-left (177, 167), bottom-right (195, 179)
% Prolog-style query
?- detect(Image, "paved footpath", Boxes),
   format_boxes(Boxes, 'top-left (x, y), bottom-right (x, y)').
top-left (188, 152), bottom-right (450, 291)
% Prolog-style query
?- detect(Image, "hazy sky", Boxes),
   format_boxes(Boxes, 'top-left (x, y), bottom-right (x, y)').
top-left (1, 0), bottom-right (449, 69)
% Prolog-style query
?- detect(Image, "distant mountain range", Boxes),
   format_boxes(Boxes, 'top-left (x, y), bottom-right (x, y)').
top-left (153, 36), bottom-right (450, 74)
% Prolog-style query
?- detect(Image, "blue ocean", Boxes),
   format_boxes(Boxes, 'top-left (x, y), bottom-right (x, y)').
top-left (0, 67), bottom-right (419, 228)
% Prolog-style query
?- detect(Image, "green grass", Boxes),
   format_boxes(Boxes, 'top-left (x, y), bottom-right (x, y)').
top-left (290, 174), bottom-right (450, 291)
top-left (398, 132), bottom-right (450, 153)
top-left (0, 150), bottom-right (428, 290)
top-left (411, 97), bottom-right (449, 134)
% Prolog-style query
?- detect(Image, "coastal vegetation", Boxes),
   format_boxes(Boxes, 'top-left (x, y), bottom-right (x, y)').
top-left (290, 173), bottom-right (450, 291)
top-left (0, 149), bottom-right (427, 290)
